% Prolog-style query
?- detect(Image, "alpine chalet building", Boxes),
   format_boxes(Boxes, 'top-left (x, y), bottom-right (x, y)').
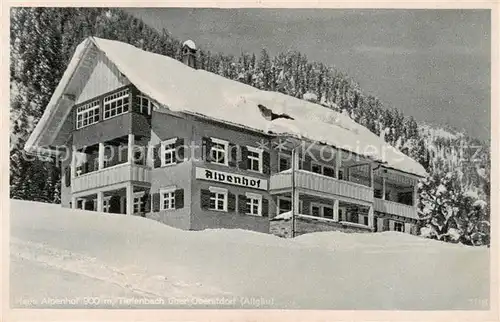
top-left (25, 37), bottom-right (427, 237)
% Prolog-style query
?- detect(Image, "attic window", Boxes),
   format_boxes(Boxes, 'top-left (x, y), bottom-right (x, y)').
top-left (258, 104), bottom-right (294, 121)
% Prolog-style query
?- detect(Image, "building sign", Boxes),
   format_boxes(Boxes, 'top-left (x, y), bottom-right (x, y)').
top-left (195, 167), bottom-right (268, 190)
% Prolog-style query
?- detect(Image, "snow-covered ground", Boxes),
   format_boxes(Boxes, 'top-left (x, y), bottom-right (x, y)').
top-left (10, 200), bottom-right (489, 310)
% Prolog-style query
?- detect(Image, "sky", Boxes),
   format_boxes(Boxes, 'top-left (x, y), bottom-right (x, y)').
top-left (128, 9), bottom-right (491, 141)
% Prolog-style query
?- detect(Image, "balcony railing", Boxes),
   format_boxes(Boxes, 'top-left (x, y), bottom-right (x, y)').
top-left (73, 162), bottom-right (151, 193)
top-left (270, 170), bottom-right (374, 203)
top-left (374, 198), bottom-right (418, 219)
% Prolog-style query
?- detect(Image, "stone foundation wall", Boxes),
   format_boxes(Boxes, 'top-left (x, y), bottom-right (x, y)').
top-left (270, 216), bottom-right (373, 238)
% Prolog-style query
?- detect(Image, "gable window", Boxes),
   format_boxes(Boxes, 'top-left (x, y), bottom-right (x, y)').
top-left (103, 88), bottom-right (130, 120)
top-left (247, 146), bottom-right (263, 173)
top-left (161, 138), bottom-right (177, 166)
top-left (76, 100), bottom-right (100, 129)
top-left (137, 94), bottom-right (157, 115)
top-left (210, 138), bottom-right (229, 166)
top-left (279, 154), bottom-right (291, 172)
top-left (160, 187), bottom-right (176, 210)
top-left (394, 221), bottom-right (404, 232)
top-left (209, 187), bottom-right (228, 211)
top-left (246, 193), bottom-right (262, 216)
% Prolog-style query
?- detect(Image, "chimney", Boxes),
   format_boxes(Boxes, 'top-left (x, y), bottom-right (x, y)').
top-left (182, 40), bottom-right (197, 69)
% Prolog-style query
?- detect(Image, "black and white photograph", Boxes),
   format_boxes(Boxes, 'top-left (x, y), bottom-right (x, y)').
top-left (5, 4), bottom-right (497, 318)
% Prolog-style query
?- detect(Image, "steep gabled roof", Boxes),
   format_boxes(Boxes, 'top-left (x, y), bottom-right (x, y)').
top-left (25, 37), bottom-right (427, 177)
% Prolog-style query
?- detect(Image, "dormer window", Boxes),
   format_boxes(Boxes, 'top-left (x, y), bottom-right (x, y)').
top-left (103, 88), bottom-right (130, 120)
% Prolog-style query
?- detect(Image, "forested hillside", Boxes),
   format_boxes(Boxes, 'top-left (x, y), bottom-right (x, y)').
top-left (10, 7), bottom-right (490, 245)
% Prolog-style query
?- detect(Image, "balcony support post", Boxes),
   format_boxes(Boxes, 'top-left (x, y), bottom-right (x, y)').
top-left (71, 146), bottom-right (77, 179)
top-left (413, 180), bottom-right (418, 207)
top-left (369, 163), bottom-right (374, 188)
top-left (335, 149), bottom-right (342, 179)
top-left (126, 183), bottom-right (134, 215)
top-left (368, 205), bottom-right (374, 229)
top-left (128, 134), bottom-right (135, 165)
top-left (382, 177), bottom-right (386, 200)
top-left (71, 196), bottom-right (77, 209)
top-left (98, 142), bottom-right (105, 170)
top-left (291, 146), bottom-right (300, 237)
top-left (96, 191), bottom-right (104, 212)
top-left (333, 199), bottom-right (339, 222)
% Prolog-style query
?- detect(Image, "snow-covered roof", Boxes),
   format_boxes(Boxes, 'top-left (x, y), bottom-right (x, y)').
top-left (25, 37), bottom-right (427, 177)
top-left (182, 39), bottom-right (196, 50)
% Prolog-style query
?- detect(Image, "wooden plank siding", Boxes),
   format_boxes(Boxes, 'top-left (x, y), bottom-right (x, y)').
top-left (269, 170), bottom-right (374, 203)
top-left (373, 198), bottom-right (418, 219)
top-left (72, 163), bottom-right (151, 193)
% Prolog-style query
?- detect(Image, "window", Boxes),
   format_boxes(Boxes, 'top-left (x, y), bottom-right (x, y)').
top-left (210, 138), bottom-right (228, 166)
top-left (246, 193), bottom-right (262, 216)
top-left (311, 204), bottom-right (321, 217)
top-left (279, 154), bottom-right (291, 172)
top-left (209, 187), bottom-right (227, 211)
top-left (277, 197), bottom-right (303, 214)
top-left (324, 207), bottom-right (334, 219)
top-left (76, 100), bottom-right (100, 129)
top-left (359, 215), bottom-right (369, 226)
top-left (310, 203), bottom-right (334, 219)
top-left (338, 169), bottom-right (345, 180)
top-left (137, 94), bottom-right (157, 115)
top-left (133, 192), bottom-right (146, 213)
top-left (277, 197), bottom-right (291, 214)
top-left (160, 188), bottom-right (176, 210)
top-left (76, 198), bottom-right (84, 210)
top-left (103, 88), bottom-right (130, 119)
top-left (161, 138), bottom-right (177, 166)
top-left (323, 166), bottom-right (335, 177)
top-left (311, 163), bottom-right (322, 174)
top-left (103, 197), bottom-right (111, 213)
top-left (374, 189), bottom-right (383, 199)
top-left (247, 146), bottom-right (263, 172)
top-left (311, 162), bottom-right (336, 178)
top-left (394, 221), bottom-right (404, 232)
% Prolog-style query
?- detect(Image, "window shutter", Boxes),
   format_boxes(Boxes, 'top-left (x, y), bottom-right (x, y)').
top-left (65, 167), bottom-right (71, 187)
top-left (229, 143), bottom-right (238, 167)
top-left (202, 137), bottom-right (213, 161)
top-left (238, 146), bottom-right (248, 170)
top-left (262, 198), bottom-right (269, 217)
top-left (262, 151), bottom-right (270, 174)
top-left (227, 192), bottom-right (236, 212)
top-left (175, 189), bottom-right (184, 209)
top-left (200, 189), bottom-right (211, 209)
top-left (238, 195), bottom-right (247, 214)
top-left (153, 144), bottom-right (161, 168)
top-left (176, 138), bottom-right (185, 163)
top-left (144, 193), bottom-right (151, 212)
top-left (109, 196), bottom-right (121, 214)
top-left (152, 193), bottom-right (160, 212)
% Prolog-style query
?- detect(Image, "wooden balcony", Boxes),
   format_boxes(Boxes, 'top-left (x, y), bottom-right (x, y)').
top-left (374, 198), bottom-right (418, 219)
top-left (73, 162), bottom-right (151, 193)
top-left (270, 170), bottom-right (374, 203)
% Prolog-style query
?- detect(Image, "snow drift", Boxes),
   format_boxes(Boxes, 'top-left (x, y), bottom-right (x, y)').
top-left (10, 200), bottom-right (489, 310)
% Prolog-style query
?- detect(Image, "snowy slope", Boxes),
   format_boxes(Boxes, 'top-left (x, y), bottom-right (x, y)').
top-left (10, 200), bottom-right (489, 310)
